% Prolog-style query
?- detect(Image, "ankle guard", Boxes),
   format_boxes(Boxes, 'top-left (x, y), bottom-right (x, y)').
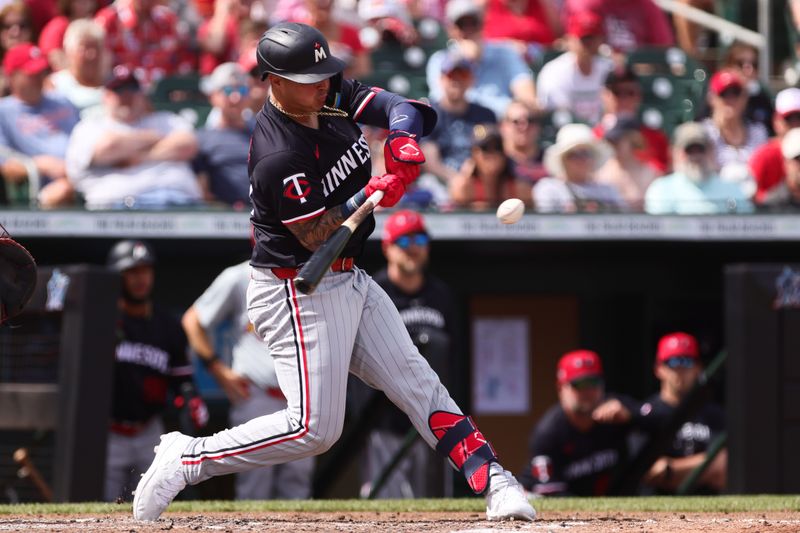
top-left (429, 411), bottom-right (497, 494)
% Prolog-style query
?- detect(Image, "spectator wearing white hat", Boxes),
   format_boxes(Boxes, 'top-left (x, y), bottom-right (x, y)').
top-left (644, 122), bottom-right (753, 215)
top-left (533, 123), bottom-right (624, 213)
top-left (749, 88), bottom-right (800, 205)
top-left (193, 62), bottom-right (254, 208)
top-left (758, 128), bottom-right (800, 210)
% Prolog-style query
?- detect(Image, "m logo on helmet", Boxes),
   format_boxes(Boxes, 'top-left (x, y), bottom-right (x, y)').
top-left (314, 42), bottom-right (327, 63)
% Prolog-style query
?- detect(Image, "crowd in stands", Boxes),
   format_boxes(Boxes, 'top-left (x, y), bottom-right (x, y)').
top-left (1, 0), bottom-right (800, 213)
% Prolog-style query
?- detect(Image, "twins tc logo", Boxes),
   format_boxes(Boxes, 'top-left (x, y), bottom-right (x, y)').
top-left (283, 173), bottom-right (311, 203)
top-left (314, 42), bottom-right (326, 63)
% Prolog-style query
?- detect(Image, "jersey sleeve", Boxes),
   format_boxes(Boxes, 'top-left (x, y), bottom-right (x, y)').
top-left (251, 149), bottom-right (327, 225)
top-left (523, 411), bottom-right (569, 495)
top-left (340, 79), bottom-right (437, 135)
top-left (193, 265), bottom-right (242, 329)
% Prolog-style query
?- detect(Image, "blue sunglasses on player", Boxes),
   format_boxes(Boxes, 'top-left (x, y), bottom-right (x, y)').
top-left (393, 233), bottom-right (429, 249)
top-left (664, 356), bottom-right (696, 369)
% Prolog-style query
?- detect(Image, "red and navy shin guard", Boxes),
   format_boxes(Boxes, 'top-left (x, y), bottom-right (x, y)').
top-left (429, 411), bottom-right (497, 494)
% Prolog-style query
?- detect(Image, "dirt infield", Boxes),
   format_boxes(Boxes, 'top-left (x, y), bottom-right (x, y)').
top-left (1, 511), bottom-right (799, 532)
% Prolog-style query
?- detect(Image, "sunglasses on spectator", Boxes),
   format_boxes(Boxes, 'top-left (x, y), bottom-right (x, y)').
top-left (393, 233), bottom-right (429, 249)
top-left (2, 21), bottom-right (29, 30)
top-left (565, 148), bottom-right (594, 160)
top-left (663, 356), bottom-right (696, 369)
top-left (569, 376), bottom-right (604, 390)
top-left (719, 86), bottom-right (743, 99)
top-left (222, 85), bottom-right (249, 96)
top-left (733, 58), bottom-right (758, 69)
top-left (455, 15), bottom-right (481, 31)
top-left (784, 112), bottom-right (800, 124)
top-left (508, 115), bottom-right (540, 127)
top-left (684, 143), bottom-right (707, 155)
top-left (612, 88), bottom-right (639, 98)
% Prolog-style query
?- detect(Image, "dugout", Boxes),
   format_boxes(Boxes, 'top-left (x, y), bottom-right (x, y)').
top-left (2, 210), bottom-right (800, 499)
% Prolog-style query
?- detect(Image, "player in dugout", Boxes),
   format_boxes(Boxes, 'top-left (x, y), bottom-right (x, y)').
top-left (520, 349), bottom-right (640, 496)
top-left (105, 240), bottom-right (208, 502)
top-left (638, 332), bottom-right (727, 494)
top-left (132, 22), bottom-right (535, 522)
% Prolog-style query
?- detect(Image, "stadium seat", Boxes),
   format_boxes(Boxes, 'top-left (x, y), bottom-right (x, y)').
top-left (149, 74), bottom-right (212, 128)
top-left (626, 47), bottom-right (709, 137)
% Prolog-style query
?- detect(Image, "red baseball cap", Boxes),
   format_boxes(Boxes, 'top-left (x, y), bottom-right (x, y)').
top-left (3, 43), bottom-right (49, 77)
top-left (382, 209), bottom-right (427, 244)
top-left (557, 350), bottom-right (603, 385)
top-left (709, 69), bottom-right (743, 96)
top-left (567, 11), bottom-right (604, 38)
top-left (656, 332), bottom-right (699, 363)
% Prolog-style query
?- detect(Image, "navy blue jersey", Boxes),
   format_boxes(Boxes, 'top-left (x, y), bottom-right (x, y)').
top-left (519, 397), bottom-right (635, 496)
top-left (112, 306), bottom-right (194, 424)
top-left (638, 394), bottom-right (725, 458)
top-left (248, 80), bottom-right (434, 268)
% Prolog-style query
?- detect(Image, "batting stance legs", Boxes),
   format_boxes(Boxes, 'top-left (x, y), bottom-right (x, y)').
top-left (133, 268), bottom-right (534, 521)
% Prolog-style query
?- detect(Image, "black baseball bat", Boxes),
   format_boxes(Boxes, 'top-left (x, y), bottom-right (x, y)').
top-left (295, 190), bottom-right (383, 294)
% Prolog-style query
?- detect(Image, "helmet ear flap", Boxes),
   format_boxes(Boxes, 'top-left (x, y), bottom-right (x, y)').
top-left (325, 72), bottom-right (344, 108)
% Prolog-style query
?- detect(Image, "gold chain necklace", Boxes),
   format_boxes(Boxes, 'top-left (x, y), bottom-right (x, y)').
top-left (269, 96), bottom-right (349, 119)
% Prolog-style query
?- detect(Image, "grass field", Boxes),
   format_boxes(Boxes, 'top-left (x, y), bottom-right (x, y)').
top-left (1, 494), bottom-right (798, 515)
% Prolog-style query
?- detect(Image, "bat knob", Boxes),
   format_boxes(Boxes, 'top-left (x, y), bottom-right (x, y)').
top-left (295, 278), bottom-right (315, 295)
top-left (13, 448), bottom-right (28, 464)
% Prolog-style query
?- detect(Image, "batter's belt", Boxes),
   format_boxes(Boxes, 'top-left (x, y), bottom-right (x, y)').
top-left (271, 257), bottom-right (354, 279)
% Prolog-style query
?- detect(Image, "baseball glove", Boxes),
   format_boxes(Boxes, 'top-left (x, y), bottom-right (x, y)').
top-left (0, 224), bottom-right (37, 325)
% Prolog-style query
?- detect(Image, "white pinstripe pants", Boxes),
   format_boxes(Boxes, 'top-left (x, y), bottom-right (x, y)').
top-left (182, 266), bottom-right (461, 484)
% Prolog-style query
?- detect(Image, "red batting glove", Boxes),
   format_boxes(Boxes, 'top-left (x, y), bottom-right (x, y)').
top-left (365, 174), bottom-right (405, 207)
top-left (384, 131), bottom-right (425, 186)
top-left (188, 396), bottom-right (209, 429)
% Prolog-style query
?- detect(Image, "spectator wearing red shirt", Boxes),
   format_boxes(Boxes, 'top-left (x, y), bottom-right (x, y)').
top-left (196, 0), bottom-right (266, 76)
top-left (565, 0), bottom-right (673, 55)
top-left (37, 0), bottom-right (99, 71)
top-left (94, 0), bottom-right (196, 88)
top-left (483, 0), bottom-right (559, 54)
top-left (750, 88), bottom-right (800, 204)
top-left (594, 66), bottom-right (670, 174)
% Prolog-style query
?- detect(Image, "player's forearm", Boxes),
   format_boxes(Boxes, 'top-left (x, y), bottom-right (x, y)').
top-left (287, 205), bottom-right (347, 251)
top-left (181, 307), bottom-right (217, 362)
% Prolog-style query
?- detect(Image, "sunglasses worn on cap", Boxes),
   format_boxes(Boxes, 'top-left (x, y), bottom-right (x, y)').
top-left (570, 376), bottom-right (604, 390)
top-left (394, 233), bottom-right (429, 249)
top-left (664, 356), bottom-right (696, 369)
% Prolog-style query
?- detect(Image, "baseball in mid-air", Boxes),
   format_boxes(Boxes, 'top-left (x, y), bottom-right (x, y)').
top-left (496, 198), bottom-right (525, 224)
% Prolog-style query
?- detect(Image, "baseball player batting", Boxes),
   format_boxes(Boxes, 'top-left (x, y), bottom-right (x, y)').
top-left (133, 22), bottom-right (535, 522)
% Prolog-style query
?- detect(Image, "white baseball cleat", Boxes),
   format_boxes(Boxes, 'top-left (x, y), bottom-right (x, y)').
top-left (132, 431), bottom-right (193, 521)
top-left (484, 462), bottom-right (536, 521)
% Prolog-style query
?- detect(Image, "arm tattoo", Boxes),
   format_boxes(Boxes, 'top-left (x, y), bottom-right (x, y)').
top-left (287, 205), bottom-right (347, 251)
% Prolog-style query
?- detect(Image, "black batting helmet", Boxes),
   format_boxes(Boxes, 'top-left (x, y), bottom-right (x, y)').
top-left (256, 22), bottom-right (346, 83)
top-left (107, 240), bottom-right (155, 272)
